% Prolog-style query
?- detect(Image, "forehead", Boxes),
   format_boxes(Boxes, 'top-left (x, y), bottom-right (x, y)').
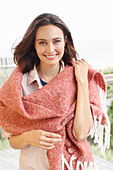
top-left (35, 25), bottom-right (64, 39)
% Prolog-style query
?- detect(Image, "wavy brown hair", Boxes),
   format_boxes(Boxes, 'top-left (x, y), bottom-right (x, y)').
top-left (13, 13), bottom-right (78, 73)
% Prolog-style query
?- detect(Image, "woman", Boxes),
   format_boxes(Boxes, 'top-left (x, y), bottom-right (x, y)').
top-left (0, 13), bottom-right (110, 170)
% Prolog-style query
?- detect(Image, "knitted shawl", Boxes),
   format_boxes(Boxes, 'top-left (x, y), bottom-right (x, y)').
top-left (0, 66), bottom-right (110, 170)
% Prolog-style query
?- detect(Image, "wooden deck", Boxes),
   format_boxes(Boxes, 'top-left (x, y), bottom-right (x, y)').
top-left (94, 155), bottom-right (113, 170)
top-left (0, 148), bottom-right (113, 170)
top-left (0, 149), bottom-right (19, 170)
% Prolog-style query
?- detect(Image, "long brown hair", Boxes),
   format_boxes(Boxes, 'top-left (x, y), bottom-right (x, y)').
top-left (13, 13), bottom-right (78, 73)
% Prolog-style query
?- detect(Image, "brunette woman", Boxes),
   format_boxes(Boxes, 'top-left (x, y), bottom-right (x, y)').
top-left (0, 13), bottom-right (110, 170)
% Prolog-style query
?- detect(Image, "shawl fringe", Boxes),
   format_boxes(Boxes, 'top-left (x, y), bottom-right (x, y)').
top-left (88, 86), bottom-right (110, 154)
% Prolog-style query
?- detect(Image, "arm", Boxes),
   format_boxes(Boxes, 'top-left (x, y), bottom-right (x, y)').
top-left (9, 132), bottom-right (29, 149)
top-left (73, 59), bottom-right (93, 140)
top-left (9, 130), bottom-right (62, 150)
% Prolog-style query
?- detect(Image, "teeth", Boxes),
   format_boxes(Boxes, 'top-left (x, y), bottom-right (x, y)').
top-left (46, 55), bottom-right (56, 58)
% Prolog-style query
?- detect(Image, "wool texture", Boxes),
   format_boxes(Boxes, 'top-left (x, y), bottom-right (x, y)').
top-left (0, 65), bottom-right (109, 170)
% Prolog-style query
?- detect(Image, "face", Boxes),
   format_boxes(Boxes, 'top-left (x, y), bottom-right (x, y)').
top-left (35, 25), bottom-right (65, 66)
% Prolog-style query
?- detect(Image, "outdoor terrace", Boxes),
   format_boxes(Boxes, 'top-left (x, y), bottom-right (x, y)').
top-left (0, 57), bottom-right (113, 169)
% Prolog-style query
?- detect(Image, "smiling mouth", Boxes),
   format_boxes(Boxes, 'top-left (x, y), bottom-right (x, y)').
top-left (44, 54), bottom-right (58, 60)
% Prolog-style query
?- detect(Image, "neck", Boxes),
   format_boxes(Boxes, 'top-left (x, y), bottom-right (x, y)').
top-left (37, 62), bottom-right (60, 82)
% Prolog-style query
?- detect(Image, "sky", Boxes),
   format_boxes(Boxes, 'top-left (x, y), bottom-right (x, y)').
top-left (0, 0), bottom-right (113, 68)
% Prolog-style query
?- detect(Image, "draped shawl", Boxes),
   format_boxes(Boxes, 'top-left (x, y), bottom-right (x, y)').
top-left (0, 66), bottom-right (110, 170)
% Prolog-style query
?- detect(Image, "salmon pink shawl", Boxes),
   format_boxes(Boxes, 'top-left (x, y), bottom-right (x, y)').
top-left (0, 65), bottom-right (110, 170)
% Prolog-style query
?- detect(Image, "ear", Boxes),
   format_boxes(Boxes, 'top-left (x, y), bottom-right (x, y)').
top-left (64, 35), bottom-right (67, 41)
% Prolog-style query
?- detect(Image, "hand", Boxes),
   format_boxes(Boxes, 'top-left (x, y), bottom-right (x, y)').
top-left (26, 130), bottom-right (62, 150)
top-left (73, 59), bottom-right (89, 84)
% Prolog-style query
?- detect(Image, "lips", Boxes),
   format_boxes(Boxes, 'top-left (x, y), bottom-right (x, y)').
top-left (44, 54), bottom-right (58, 60)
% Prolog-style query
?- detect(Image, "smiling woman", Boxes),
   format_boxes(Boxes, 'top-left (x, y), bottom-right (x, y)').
top-left (0, 13), bottom-right (110, 170)
top-left (13, 13), bottom-right (78, 74)
top-left (35, 25), bottom-right (65, 68)
top-left (34, 25), bottom-right (66, 82)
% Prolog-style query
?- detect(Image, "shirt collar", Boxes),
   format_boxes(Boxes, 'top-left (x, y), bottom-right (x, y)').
top-left (27, 65), bottom-right (41, 87)
top-left (27, 60), bottom-right (65, 87)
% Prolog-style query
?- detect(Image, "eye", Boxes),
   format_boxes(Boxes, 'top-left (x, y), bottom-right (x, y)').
top-left (54, 40), bottom-right (61, 43)
top-left (39, 41), bottom-right (46, 45)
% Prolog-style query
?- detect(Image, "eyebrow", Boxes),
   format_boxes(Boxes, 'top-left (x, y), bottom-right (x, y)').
top-left (37, 37), bottom-right (62, 41)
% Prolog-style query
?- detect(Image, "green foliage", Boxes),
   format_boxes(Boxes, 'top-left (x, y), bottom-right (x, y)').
top-left (0, 138), bottom-right (11, 150)
top-left (108, 100), bottom-right (113, 149)
top-left (107, 84), bottom-right (113, 98)
top-left (0, 127), bottom-right (11, 150)
top-left (100, 66), bottom-right (113, 74)
top-left (89, 143), bottom-right (113, 163)
top-left (99, 66), bottom-right (113, 98)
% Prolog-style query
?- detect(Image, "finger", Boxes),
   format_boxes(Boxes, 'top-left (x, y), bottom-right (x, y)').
top-left (75, 60), bottom-right (81, 64)
top-left (78, 59), bottom-right (84, 63)
top-left (81, 58), bottom-right (86, 62)
top-left (36, 143), bottom-right (55, 150)
top-left (40, 141), bottom-right (55, 147)
top-left (43, 131), bottom-right (61, 139)
top-left (73, 61), bottom-right (79, 67)
top-left (74, 60), bottom-right (83, 65)
top-left (42, 145), bottom-right (55, 150)
top-left (47, 146), bottom-right (55, 150)
top-left (43, 136), bottom-right (62, 144)
top-left (81, 58), bottom-right (88, 64)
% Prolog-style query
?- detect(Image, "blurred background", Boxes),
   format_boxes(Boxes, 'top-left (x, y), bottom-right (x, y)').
top-left (0, 0), bottom-right (113, 169)
top-left (0, 0), bottom-right (113, 69)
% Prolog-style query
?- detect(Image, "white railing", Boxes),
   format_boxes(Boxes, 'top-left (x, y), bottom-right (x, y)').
top-left (0, 57), bottom-right (15, 68)
top-left (104, 74), bottom-right (113, 83)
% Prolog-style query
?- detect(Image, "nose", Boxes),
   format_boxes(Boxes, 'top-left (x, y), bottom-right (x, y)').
top-left (47, 43), bottom-right (55, 53)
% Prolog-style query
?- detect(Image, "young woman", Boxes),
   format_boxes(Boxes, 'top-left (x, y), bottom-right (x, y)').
top-left (0, 13), bottom-right (110, 170)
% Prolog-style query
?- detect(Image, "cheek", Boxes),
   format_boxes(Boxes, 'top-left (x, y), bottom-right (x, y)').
top-left (35, 47), bottom-right (45, 55)
top-left (57, 45), bottom-right (65, 54)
